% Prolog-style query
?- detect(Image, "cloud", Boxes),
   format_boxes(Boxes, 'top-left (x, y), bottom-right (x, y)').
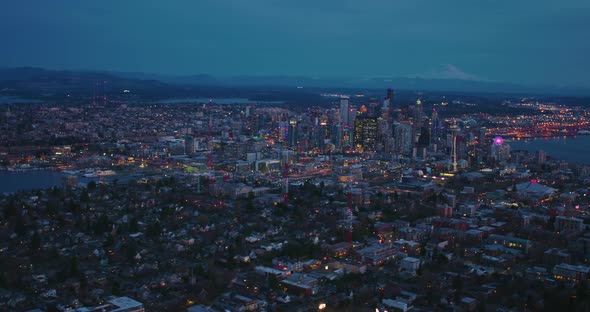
top-left (412, 64), bottom-right (485, 81)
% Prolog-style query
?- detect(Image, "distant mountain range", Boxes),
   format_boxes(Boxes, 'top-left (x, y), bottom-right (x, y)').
top-left (1, 67), bottom-right (589, 97)
top-left (112, 71), bottom-right (590, 96)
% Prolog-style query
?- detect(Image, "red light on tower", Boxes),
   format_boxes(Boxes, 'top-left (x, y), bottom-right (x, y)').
top-left (493, 136), bottom-right (504, 146)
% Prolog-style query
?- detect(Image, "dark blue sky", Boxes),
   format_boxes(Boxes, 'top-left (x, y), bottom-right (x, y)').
top-left (1, 1), bottom-right (589, 87)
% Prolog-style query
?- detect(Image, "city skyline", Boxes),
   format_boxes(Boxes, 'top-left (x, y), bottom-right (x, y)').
top-left (3, 2), bottom-right (590, 311)
top-left (1, 1), bottom-right (589, 88)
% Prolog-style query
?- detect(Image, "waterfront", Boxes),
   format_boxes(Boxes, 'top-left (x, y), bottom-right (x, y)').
top-left (509, 135), bottom-right (590, 164)
top-left (0, 170), bottom-right (64, 193)
top-left (0, 170), bottom-right (142, 193)
top-left (155, 97), bottom-right (285, 104)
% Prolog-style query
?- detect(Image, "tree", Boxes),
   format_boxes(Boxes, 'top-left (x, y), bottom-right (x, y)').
top-left (3, 199), bottom-right (17, 217)
top-left (478, 299), bottom-right (487, 312)
top-left (268, 274), bottom-right (280, 291)
top-left (103, 235), bottom-right (114, 247)
top-left (0, 272), bottom-right (7, 289)
top-left (70, 256), bottom-right (79, 277)
top-left (14, 215), bottom-right (27, 236)
top-left (246, 192), bottom-right (255, 212)
top-left (80, 190), bottom-right (89, 202)
top-left (111, 280), bottom-right (121, 295)
top-left (30, 231), bottom-right (41, 251)
top-left (146, 221), bottom-right (162, 238)
top-left (93, 214), bottom-right (111, 235)
top-left (128, 217), bottom-right (139, 233)
top-left (283, 242), bottom-right (308, 258)
top-left (79, 273), bottom-right (88, 295)
top-left (452, 275), bottom-right (464, 303)
top-left (125, 243), bottom-right (137, 261)
top-left (547, 214), bottom-right (556, 231)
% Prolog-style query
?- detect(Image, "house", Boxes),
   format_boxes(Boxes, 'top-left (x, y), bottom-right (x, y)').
top-left (280, 273), bottom-right (320, 296)
top-left (356, 242), bottom-right (399, 266)
top-left (461, 297), bottom-right (478, 311)
top-left (382, 298), bottom-right (412, 312)
top-left (399, 257), bottom-right (421, 272)
top-left (187, 305), bottom-right (215, 312)
top-left (487, 234), bottom-right (532, 254)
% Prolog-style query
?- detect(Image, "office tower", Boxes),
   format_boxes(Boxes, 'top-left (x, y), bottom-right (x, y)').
top-left (377, 118), bottom-right (391, 152)
top-left (367, 97), bottom-right (381, 116)
top-left (354, 116), bottom-right (378, 152)
top-left (417, 126), bottom-right (430, 149)
top-left (340, 98), bottom-right (350, 124)
top-left (332, 123), bottom-right (343, 150)
top-left (393, 122), bottom-right (413, 156)
top-left (231, 121), bottom-right (242, 139)
top-left (348, 106), bottom-right (357, 128)
top-left (490, 140), bottom-right (510, 163)
top-left (342, 127), bottom-right (352, 149)
top-left (449, 122), bottom-right (459, 171)
top-left (382, 88), bottom-right (394, 121)
top-left (319, 115), bottom-right (329, 149)
top-left (288, 118), bottom-right (298, 148)
top-left (185, 136), bottom-right (196, 156)
top-left (537, 150), bottom-right (547, 165)
top-left (412, 98), bottom-right (423, 143)
top-left (278, 121), bottom-right (288, 143)
top-left (414, 99), bottom-right (423, 126)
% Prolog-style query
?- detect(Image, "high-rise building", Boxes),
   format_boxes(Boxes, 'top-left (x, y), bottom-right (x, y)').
top-left (414, 99), bottom-right (423, 126)
top-left (278, 121), bottom-right (288, 143)
top-left (318, 115), bottom-right (329, 149)
top-left (490, 140), bottom-right (510, 162)
top-left (332, 123), bottom-right (343, 150)
top-left (393, 122), bottom-right (413, 156)
top-left (288, 118), bottom-right (298, 148)
top-left (185, 136), bottom-right (196, 156)
top-left (449, 122), bottom-right (460, 171)
top-left (412, 98), bottom-right (423, 143)
top-left (354, 116), bottom-right (378, 152)
top-left (417, 126), bottom-right (430, 148)
top-left (537, 150), bottom-right (547, 165)
top-left (348, 106), bottom-right (357, 128)
top-left (382, 88), bottom-right (394, 121)
top-left (340, 98), bottom-right (350, 124)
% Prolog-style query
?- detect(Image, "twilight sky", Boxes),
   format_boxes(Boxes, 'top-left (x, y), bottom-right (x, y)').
top-left (1, 0), bottom-right (589, 87)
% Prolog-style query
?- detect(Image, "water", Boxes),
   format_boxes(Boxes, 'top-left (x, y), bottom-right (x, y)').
top-left (509, 136), bottom-right (590, 164)
top-left (0, 170), bottom-right (142, 194)
top-left (155, 98), bottom-right (284, 104)
top-left (0, 170), bottom-right (64, 193)
top-left (0, 96), bottom-right (41, 104)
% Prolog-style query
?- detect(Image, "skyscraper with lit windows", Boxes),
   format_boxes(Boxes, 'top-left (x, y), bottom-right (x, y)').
top-left (354, 116), bottom-right (378, 152)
